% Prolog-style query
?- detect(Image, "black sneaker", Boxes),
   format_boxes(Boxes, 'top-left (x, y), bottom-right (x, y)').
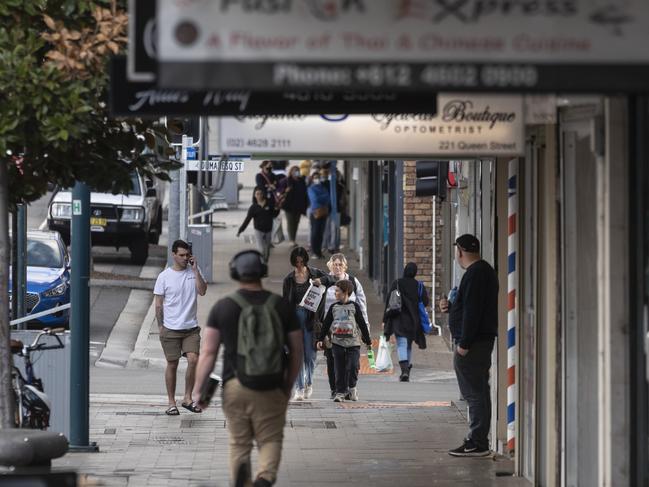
top-left (448, 439), bottom-right (490, 457)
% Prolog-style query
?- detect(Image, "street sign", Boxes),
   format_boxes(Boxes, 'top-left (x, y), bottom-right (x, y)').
top-left (156, 0), bottom-right (649, 93)
top-left (185, 158), bottom-right (247, 172)
top-left (186, 147), bottom-right (197, 161)
top-left (109, 57), bottom-right (438, 116)
top-left (127, 0), bottom-right (156, 81)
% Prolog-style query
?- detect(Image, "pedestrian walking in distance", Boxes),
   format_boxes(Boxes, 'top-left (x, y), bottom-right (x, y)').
top-left (318, 280), bottom-right (372, 402)
top-left (382, 262), bottom-right (429, 382)
top-left (154, 239), bottom-right (207, 416)
top-left (255, 160), bottom-right (279, 207)
top-left (307, 170), bottom-right (330, 259)
top-left (193, 249), bottom-right (303, 487)
top-left (238, 187), bottom-right (280, 262)
top-left (282, 246), bottom-right (327, 401)
top-left (440, 234), bottom-right (499, 457)
top-left (281, 165), bottom-right (309, 248)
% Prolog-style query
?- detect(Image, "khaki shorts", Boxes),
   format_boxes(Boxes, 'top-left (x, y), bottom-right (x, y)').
top-left (159, 326), bottom-right (200, 361)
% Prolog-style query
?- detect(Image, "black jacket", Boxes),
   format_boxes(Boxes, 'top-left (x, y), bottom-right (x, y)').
top-left (238, 202), bottom-right (279, 234)
top-left (282, 266), bottom-right (327, 331)
top-left (448, 260), bottom-right (499, 348)
top-left (383, 277), bottom-right (429, 349)
top-left (282, 176), bottom-right (309, 215)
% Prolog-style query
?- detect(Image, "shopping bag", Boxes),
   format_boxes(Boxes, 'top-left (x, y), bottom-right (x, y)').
top-left (375, 336), bottom-right (393, 372)
top-left (271, 217), bottom-right (285, 245)
top-left (298, 280), bottom-right (325, 312)
top-left (418, 281), bottom-right (433, 334)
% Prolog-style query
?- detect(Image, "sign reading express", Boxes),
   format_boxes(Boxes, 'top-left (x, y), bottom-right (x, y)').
top-left (156, 0), bottom-right (649, 92)
top-left (218, 94), bottom-right (524, 158)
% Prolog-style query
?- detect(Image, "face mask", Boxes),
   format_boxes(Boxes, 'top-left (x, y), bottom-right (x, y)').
top-left (312, 178), bottom-right (320, 185)
top-left (292, 170), bottom-right (300, 177)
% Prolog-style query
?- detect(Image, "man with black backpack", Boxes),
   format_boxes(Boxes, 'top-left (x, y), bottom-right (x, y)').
top-left (193, 249), bottom-right (303, 487)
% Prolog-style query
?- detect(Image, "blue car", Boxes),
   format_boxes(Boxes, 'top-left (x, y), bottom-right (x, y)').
top-left (9, 230), bottom-right (71, 328)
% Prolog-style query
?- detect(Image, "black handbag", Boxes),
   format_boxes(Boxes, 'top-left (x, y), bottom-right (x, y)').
top-left (385, 280), bottom-right (402, 317)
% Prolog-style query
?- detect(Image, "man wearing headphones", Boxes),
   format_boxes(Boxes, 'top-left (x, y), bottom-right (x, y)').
top-left (193, 249), bottom-right (303, 487)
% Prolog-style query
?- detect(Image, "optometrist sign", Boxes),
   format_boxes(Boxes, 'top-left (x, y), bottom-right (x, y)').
top-left (156, 0), bottom-right (649, 92)
top-left (218, 94), bottom-right (524, 158)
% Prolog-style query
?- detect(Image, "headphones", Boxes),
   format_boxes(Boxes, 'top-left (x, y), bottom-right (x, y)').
top-left (229, 249), bottom-right (268, 281)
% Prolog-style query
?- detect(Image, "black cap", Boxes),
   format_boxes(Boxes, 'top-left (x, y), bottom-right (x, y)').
top-left (454, 234), bottom-right (480, 253)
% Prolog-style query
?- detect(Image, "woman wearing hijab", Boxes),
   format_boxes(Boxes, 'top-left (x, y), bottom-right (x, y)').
top-left (382, 262), bottom-right (429, 382)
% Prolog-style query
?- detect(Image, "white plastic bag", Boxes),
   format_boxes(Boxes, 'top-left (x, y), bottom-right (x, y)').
top-left (298, 280), bottom-right (325, 312)
top-left (375, 335), bottom-right (393, 372)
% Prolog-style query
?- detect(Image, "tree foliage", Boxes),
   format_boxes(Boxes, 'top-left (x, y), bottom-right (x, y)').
top-left (0, 0), bottom-right (176, 210)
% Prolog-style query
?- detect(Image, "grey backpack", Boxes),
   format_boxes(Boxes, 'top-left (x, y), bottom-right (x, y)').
top-left (228, 292), bottom-right (285, 390)
top-left (386, 280), bottom-right (402, 317)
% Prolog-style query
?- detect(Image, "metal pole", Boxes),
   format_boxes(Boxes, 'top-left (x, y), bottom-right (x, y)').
top-left (69, 181), bottom-right (97, 451)
top-left (10, 211), bottom-right (18, 323)
top-left (168, 154), bottom-right (180, 268)
top-left (15, 204), bottom-right (27, 326)
top-left (180, 136), bottom-right (191, 241)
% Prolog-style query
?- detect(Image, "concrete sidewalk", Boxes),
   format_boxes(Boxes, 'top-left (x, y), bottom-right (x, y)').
top-left (53, 191), bottom-right (527, 486)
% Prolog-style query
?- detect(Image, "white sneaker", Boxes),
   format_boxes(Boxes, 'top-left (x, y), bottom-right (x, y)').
top-left (333, 393), bottom-right (345, 402)
top-left (349, 387), bottom-right (358, 401)
top-left (304, 385), bottom-right (313, 399)
top-left (292, 389), bottom-right (304, 401)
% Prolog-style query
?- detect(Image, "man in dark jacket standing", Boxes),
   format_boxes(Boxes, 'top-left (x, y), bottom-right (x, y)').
top-left (440, 234), bottom-right (498, 457)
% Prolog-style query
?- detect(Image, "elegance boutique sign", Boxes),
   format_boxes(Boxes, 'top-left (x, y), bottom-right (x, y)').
top-left (218, 94), bottom-right (524, 157)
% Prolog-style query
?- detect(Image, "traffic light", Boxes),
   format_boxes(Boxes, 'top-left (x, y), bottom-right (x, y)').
top-left (415, 160), bottom-right (448, 199)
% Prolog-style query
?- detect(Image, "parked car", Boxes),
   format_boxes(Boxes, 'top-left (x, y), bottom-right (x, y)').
top-left (9, 230), bottom-right (71, 328)
top-left (47, 171), bottom-right (164, 265)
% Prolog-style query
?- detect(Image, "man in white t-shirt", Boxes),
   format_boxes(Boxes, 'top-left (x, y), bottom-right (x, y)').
top-left (154, 239), bottom-right (207, 415)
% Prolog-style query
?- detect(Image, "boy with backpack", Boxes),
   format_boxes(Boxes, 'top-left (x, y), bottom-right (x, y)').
top-left (193, 249), bottom-right (303, 487)
top-left (317, 280), bottom-right (372, 402)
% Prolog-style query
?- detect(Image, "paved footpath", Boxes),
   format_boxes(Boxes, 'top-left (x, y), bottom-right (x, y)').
top-left (53, 189), bottom-right (530, 487)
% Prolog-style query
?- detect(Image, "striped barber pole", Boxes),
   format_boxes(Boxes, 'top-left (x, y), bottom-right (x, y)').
top-left (507, 159), bottom-right (518, 454)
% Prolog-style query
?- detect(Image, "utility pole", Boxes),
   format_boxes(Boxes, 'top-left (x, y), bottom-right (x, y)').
top-left (167, 165), bottom-right (180, 268)
top-left (69, 181), bottom-right (97, 451)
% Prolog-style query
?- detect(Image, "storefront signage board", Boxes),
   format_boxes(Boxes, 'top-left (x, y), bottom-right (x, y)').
top-left (156, 0), bottom-right (649, 92)
top-left (218, 94), bottom-right (524, 158)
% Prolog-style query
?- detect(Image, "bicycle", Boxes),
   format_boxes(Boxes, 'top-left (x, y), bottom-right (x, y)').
top-left (11, 327), bottom-right (65, 429)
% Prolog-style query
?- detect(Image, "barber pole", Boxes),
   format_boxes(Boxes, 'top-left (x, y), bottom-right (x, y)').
top-left (507, 159), bottom-right (518, 454)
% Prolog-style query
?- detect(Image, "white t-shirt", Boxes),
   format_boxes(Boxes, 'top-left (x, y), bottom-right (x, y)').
top-left (153, 266), bottom-right (203, 330)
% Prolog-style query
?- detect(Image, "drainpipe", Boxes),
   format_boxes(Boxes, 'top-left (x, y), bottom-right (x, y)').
top-left (431, 198), bottom-right (442, 335)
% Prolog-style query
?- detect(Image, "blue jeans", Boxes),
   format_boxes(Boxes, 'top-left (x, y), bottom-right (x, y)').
top-left (396, 335), bottom-right (412, 364)
top-left (295, 308), bottom-right (317, 390)
top-left (309, 215), bottom-right (326, 256)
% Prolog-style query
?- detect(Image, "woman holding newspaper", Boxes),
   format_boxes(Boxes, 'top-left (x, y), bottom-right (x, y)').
top-left (282, 246), bottom-right (327, 401)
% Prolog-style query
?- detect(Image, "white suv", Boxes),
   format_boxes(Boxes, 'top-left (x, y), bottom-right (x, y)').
top-left (47, 171), bottom-right (164, 265)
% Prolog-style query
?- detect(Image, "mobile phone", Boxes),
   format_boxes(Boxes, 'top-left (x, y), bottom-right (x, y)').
top-left (188, 242), bottom-right (193, 255)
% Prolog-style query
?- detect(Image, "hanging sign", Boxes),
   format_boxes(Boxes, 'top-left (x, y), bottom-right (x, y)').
top-left (156, 0), bottom-right (649, 92)
top-left (109, 57), bottom-right (437, 116)
top-left (218, 94), bottom-right (524, 158)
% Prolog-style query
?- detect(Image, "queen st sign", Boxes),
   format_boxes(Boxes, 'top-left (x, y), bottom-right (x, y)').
top-left (155, 0), bottom-right (649, 93)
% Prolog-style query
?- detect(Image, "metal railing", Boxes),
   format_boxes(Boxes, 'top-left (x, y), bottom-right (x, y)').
top-left (9, 303), bottom-right (71, 327)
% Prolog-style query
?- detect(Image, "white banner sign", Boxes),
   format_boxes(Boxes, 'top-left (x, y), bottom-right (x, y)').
top-left (158, 1), bottom-right (649, 64)
top-left (218, 94), bottom-right (524, 157)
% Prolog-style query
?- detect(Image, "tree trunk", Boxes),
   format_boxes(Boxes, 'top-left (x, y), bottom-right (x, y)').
top-left (0, 161), bottom-right (15, 428)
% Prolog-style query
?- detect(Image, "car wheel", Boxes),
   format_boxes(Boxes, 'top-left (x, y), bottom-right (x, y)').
top-left (129, 237), bottom-right (149, 265)
top-left (148, 210), bottom-right (162, 245)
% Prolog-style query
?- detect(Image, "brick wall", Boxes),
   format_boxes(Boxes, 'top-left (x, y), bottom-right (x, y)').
top-left (402, 161), bottom-right (444, 303)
